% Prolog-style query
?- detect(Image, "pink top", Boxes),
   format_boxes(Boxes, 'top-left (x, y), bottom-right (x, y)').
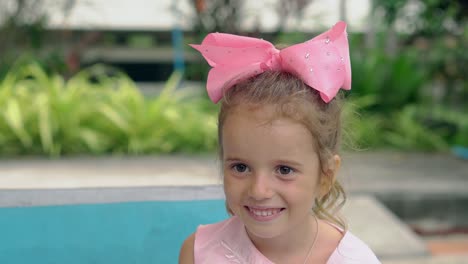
top-left (194, 216), bottom-right (381, 264)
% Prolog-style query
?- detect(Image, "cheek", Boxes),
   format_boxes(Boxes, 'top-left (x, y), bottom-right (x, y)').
top-left (223, 175), bottom-right (241, 202)
top-left (290, 186), bottom-right (317, 203)
top-left (286, 178), bottom-right (320, 204)
top-left (223, 181), bottom-right (243, 215)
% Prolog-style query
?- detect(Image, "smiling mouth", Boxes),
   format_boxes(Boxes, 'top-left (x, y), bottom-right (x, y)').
top-left (244, 206), bottom-right (286, 218)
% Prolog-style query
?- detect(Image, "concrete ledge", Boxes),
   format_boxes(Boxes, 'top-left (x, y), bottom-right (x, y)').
top-left (0, 185), bottom-right (225, 207)
top-left (383, 255), bottom-right (468, 264)
top-left (0, 156), bottom-right (221, 189)
top-left (343, 195), bottom-right (428, 259)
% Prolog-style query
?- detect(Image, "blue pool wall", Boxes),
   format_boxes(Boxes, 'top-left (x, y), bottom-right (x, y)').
top-left (0, 199), bottom-right (228, 264)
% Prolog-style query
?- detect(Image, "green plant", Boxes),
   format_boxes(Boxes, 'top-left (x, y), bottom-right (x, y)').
top-left (351, 44), bottom-right (428, 112)
top-left (342, 86), bottom-right (467, 152)
top-left (383, 105), bottom-right (450, 151)
top-left (0, 62), bottom-right (218, 157)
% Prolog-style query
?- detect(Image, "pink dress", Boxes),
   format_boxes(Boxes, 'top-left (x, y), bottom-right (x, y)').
top-left (194, 216), bottom-right (381, 264)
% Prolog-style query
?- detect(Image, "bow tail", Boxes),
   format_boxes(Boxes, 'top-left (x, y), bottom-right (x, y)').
top-left (301, 61), bottom-right (345, 103)
top-left (308, 78), bottom-right (343, 103)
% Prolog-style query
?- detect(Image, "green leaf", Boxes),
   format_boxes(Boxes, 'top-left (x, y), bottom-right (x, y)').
top-left (3, 98), bottom-right (32, 147)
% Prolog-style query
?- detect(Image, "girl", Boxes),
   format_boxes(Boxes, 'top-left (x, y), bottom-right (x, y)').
top-left (180, 21), bottom-right (380, 264)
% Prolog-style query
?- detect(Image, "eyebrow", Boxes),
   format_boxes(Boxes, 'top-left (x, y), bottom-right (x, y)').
top-left (224, 157), bottom-right (244, 162)
top-left (224, 157), bottom-right (304, 168)
top-left (276, 159), bottom-right (304, 168)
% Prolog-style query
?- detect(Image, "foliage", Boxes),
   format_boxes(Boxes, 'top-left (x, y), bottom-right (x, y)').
top-left (0, 62), bottom-right (218, 157)
top-left (0, 1), bottom-right (75, 80)
top-left (373, 0), bottom-right (467, 35)
top-left (350, 39), bottom-right (428, 112)
top-left (343, 89), bottom-right (467, 152)
top-left (382, 105), bottom-right (450, 151)
top-left (342, 0), bottom-right (468, 151)
top-left (371, 0), bottom-right (468, 108)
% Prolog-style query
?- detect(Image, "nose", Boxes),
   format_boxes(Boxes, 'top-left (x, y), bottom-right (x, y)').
top-left (248, 173), bottom-right (274, 201)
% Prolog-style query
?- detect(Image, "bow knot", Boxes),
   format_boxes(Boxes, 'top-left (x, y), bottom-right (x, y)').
top-left (190, 21), bottom-right (351, 103)
top-left (263, 51), bottom-right (281, 71)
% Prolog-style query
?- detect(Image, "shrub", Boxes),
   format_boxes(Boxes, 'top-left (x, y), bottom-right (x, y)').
top-left (0, 62), bottom-right (218, 157)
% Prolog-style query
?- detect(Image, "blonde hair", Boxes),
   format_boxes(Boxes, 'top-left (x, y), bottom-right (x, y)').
top-left (218, 71), bottom-right (347, 229)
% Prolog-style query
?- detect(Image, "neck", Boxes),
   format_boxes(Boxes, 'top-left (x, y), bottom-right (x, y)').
top-left (246, 214), bottom-right (318, 263)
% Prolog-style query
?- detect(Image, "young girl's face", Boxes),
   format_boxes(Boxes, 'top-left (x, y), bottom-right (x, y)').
top-left (222, 105), bottom-right (323, 239)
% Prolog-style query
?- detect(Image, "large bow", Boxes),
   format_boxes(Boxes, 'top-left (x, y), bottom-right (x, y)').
top-left (190, 21), bottom-right (351, 103)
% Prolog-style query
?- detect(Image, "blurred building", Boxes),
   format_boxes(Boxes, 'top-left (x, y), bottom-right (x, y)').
top-left (45, 0), bottom-right (370, 32)
top-left (4, 0), bottom-right (371, 81)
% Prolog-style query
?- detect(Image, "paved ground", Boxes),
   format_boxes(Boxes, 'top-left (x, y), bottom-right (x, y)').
top-left (0, 151), bottom-right (467, 263)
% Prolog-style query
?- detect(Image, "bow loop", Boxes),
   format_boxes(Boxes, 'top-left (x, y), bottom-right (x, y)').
top-left (312, 21), bottom-right (351, 90)
top-left (280, 39), bottom-right (347, 102)
top-left (190, 33), bottom-right (276, 67)
top-left (191, 21), bottom-right (351, 103)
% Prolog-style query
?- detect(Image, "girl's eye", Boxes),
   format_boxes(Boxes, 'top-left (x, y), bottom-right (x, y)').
top-left (277, 166), bottom-right (294, 175)
top-left (233, 164), bottom-right (249, 173)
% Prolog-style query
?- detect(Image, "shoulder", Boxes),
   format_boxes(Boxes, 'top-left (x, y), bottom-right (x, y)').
top-left (196, 217), bottom-right (240, 243)
top-left (179, 217), bottom-right (239, 264)
top-left (328, 231), bottom-right (381, 264)
top-left (179, 233), bottom-right (195, 264)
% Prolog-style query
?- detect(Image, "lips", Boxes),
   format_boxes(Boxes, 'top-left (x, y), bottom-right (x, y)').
top-left (244, 206), bottom-right (285, 222)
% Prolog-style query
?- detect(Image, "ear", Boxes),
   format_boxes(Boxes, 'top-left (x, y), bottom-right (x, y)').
top-left (319, 154), bottom-right (341, 197)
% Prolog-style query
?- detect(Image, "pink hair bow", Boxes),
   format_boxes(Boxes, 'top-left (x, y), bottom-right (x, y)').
top-left (190, 21), bottom-right (351, 103)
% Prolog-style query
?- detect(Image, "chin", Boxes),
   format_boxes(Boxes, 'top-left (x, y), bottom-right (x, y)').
top-left (244, 224), bottom-right (283, 239)
top-left (238, 212), bottom-right (285, 239)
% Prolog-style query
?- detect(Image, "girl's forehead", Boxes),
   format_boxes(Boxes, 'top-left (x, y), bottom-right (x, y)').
top-left (221, 111), bottom-right (319, 162)
top-left (225, 103), bottom-right (308, 128)
top-left (224, 106), bottom-right (311, 136)
top-left (227, 104), bottom-right (277, 120)
top-left (221, 103), bottom-right (320, 152)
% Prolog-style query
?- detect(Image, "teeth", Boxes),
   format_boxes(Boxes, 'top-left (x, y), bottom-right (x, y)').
top-left (249, 208), bottom-right (281, 217)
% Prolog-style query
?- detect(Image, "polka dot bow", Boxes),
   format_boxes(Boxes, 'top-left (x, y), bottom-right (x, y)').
top-left (190, 21), bottom-right (351, 103)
